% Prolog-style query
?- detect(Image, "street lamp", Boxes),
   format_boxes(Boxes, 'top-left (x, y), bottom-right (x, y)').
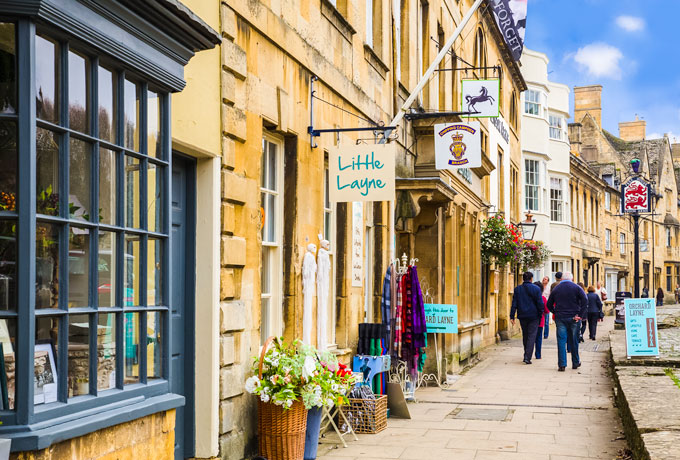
top-left (518, 212), bottom-right (537, 241)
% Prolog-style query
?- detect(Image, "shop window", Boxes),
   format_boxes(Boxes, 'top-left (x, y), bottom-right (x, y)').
top-left (0, 23), bottom-right (170, 425)
top-left (524, 159), bottom-right (539, 211)
top-left (260, 136), bottom-right (283, 344)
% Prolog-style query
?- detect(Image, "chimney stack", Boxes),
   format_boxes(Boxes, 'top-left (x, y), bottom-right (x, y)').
top-left (573, 85), bottom-right (602, 129)
top-left (618, 114), bottom-right (646, 141)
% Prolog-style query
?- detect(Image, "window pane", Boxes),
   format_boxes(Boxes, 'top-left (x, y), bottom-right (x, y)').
top-left (148, 163), bottom-right (162, 233)
top-left (260, 296), bottom-right (270, 344)
top-left (69, 138), bottom-right (91, 221)
top-left (0, 220), bottom-right (16, 310)
top-left (35, 316), bottom-right (59, 405)
top-left (98, 67), bottom-right (116, 144)
top-left (98, 231), bottom-right (117, 308)
top-left (36, 128), bottom-right (60, 216)
top-left (0, 318), bottom-right (16, 410)
top-left (124, 235), bottom-right (140, 306)
top-left (266, 193), bottom-right (275, 242)
top-left (147, 311), bottom-right (162, 379)
top-left (261, 248), bottom-right (271, 295)
top-left (97, 314), bottom-right (116, 390)
top-left (123, 312), bottom-right (139, 384)
top-left (99, 147), bottom-right (117, 225)
top-left (123, 79), bottom-right (139, 151)
top-left (268, 141), bottom-right (277, 190)
top-left (68, 51), bottom-right (90, 134)
top-left (124, 155), bottom-right (140, 228)
top-left (35, 36), bottom-right (59, 123)
top-left (0, 121), bottom-right (17, 201)
top-left (68, 227), bottom-right (90, 308)
top-left (67, 314), bottom-right (90, 397)
top-left (36, 223), bottom-right (59, 309)
top-left (147, 91), bottom-right (160, 158)
top-left (147, 238), bottom-right (163, 306)
top-left (0, 23), bottom-right (16, 114)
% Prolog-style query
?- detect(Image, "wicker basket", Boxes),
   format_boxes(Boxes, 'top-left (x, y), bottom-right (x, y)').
top-left (342, 394), bottom-right (388, 434)
top-left (256, 337), bottom-right (308, 460)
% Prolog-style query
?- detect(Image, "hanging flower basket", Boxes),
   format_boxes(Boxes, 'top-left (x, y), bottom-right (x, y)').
top-left (515, 240), bottom-right (552, 271)
top-left (481, 215), bottom-right (521, 267)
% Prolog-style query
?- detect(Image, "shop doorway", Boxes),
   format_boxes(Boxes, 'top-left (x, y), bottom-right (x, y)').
top-left (171, 154), bottom-right (197, 459)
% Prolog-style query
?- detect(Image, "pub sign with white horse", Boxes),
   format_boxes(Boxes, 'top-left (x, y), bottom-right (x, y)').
top-left (461, 79), bottom-right (500, 118)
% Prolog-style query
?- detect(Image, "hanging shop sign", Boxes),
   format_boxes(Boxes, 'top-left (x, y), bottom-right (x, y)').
top-left (461, 79), bottom-right (500, 117)
top-left (434, 121), bottom-right (482, 170)
top-left (490, 0), bottom-right (527, 61)
top-left (328, 144), bottom-right (396, 203)
top-left (624, 298), bottom-right (659, 357)
top-left (424, 304), bottom-right (458, 334)
top-left (621, 177), bottom-right (651, 213)
top-left (351, 202), bottom-right (363, 287)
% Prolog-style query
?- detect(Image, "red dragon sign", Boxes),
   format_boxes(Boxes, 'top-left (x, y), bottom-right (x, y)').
top-left (622, 178), bottom-right (650, 213)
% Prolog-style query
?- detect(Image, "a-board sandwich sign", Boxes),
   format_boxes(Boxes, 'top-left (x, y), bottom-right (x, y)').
top-left (328, 144), bottom-right (396, 203)
top-left (434, 122), bottom-right (482, 170)
top-left (424, 304), bottom-right (458, 334)
top-left (624, 298), bottom-right (659, 357)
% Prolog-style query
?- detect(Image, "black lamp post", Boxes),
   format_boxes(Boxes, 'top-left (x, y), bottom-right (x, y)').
top-left (519, 212), bottom-right (537, 241)
top-left (630, 157), bottom-right (641, 297)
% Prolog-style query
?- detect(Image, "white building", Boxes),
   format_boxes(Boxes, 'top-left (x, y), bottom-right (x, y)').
top-left (520, 49), bottom-right (571, 283)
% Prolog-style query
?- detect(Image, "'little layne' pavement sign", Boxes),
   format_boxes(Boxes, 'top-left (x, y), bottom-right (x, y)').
top-left (624, 298), bottom-right (659, 358)
top-left (424, 304), bottom-right (458, 334)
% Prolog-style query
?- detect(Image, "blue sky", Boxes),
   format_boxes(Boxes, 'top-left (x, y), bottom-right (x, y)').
top-left (524, 0), bottom-right (680, 141)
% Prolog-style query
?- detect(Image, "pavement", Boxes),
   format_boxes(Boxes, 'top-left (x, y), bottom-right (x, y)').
top-left (318, 317), bottom-right (628, 460)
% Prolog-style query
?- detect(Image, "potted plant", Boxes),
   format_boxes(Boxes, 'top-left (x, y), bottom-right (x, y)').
top-left (245, 338), bottom-right (355, 460)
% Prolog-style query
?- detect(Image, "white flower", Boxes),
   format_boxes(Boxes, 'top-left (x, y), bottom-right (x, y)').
top-left (274, 399), bottom-right (284, 406)
top-left (331, 383), bottom-right (339, 392)
top-left (302, 356), bottom-right (316, 380)
top-left (245, 375), bottom-right (260, 394)
top-left (285, 399), bottom-right (293, 408)
top-left (260, 392), bottom-right (270, 403)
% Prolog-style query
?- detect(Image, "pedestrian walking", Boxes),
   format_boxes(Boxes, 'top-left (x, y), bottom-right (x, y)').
top-left (510, 272), bottom-right (544, 364)
top-left (656, 287), bottom-right (664, 306)
top-left (533, 281), bottom-right (550, 359)
top-left (550, 272), bottom-right (562, 292)
top-left (577, 282), bottom-right (587, 342)
top-left (642, 286), bottom-right (649, 298)
top-left (596, 281), bottom-right (608, 302)
top-left (586, 286), bottom-right (603, 340)
top-left (542, 276), bottom-right (551, 339)
top-left (546, 272), bottom-right (588, 371)
top-left (675, 285), bottom-right (680, 304)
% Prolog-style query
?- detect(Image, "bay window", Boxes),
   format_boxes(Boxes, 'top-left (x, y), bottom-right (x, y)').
top-left (524, 89), bottom-right (540, 116)
top-left (550, 177), bottom-right (563, 222)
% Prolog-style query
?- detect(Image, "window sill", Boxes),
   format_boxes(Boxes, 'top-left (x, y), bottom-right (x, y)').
top-left (320, 0), bottom-right (356, 43)
top-left (364, 44), bottom-right (390, 79)
top-left (4, 393), bottom-right (184, 452)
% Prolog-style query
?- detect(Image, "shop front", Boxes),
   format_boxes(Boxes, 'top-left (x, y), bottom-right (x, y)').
top-left (0, 1), bottom-right (218, 458)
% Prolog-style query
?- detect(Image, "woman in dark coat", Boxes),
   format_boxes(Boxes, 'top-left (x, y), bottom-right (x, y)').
top-left (656, 287), bottom-right (664, 307)
top-left (586, 286), bottom-right (603, 340)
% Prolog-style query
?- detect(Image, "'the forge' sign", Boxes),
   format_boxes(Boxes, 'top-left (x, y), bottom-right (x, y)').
top-left (434, 122), bottom-right (482, 170)
top-left (621, 178), bottom-right (651, 213)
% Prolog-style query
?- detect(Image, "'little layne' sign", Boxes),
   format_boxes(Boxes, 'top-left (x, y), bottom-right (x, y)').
top-left (424, 304), bottom-right (458, 334)
top-left (328, 144), bottom-right (395, 202)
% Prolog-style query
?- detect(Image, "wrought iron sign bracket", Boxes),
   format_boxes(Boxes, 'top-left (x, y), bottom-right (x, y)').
top-left (308, 75), bottom-right (395, 148)
top-left (435, 65), bottom-right (501, 74)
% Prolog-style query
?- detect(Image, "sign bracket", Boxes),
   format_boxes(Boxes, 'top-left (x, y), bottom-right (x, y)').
top-left (308, 75), bottom-right (395, 148)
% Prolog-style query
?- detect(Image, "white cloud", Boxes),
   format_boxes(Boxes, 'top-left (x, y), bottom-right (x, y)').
top-left (573, 43), bottom-right (624, 79)
top-left (616, 15), bottom-right (645, 32)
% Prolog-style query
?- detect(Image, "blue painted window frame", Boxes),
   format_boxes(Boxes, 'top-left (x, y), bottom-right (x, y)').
top-left (0, 17), bottom-right (173, 437)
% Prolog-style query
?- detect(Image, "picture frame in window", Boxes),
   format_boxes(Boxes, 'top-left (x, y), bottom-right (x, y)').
top-left (0, 342), bottom-right (7, 410)
top-left (34, 341), bottom-right (58, 405)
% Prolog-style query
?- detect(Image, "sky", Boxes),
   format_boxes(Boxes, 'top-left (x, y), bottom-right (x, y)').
top-left (523, 0), bottom-right (680, 141)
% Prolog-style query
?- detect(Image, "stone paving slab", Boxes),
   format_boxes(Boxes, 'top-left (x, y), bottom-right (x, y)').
top-left (318, 318), bottom-right (626, 460)
top-left (610, 329), bottom-right (680, 367)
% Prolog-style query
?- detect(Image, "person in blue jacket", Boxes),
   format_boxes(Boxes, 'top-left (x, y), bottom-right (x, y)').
top-left (510, 272), bottom-right (544, 365)
top-left (546, 272), bottom-right (588, 371)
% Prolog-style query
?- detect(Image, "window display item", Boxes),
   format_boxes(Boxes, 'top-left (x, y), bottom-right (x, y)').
top-left (316, 239), bottom-right (330, 350)
top-left (34, 342), bottom-right (57, 405)
top-left (302, 243), bottom-right (317, 345)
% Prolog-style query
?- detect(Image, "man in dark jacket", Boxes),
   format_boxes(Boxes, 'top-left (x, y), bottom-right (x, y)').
top-left (546, 272), bottom-right (588, 371)
top-left (510, 272), bottom-right (544, 364)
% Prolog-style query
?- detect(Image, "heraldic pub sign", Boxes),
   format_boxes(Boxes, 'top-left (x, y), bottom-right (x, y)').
top-left (434, 121), bottom-right (482, 170)
top-left (621, 177), bottom-right (652, 213)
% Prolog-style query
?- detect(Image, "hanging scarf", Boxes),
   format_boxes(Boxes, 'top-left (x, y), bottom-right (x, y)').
top-left (380, 266), bottom-right (392, 349)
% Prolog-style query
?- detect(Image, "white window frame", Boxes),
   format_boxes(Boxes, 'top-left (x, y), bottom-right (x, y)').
top-left (525, 159), bottom-right (539, 211)
top-left (260, 135), bottom-right (284, 344)
top-left (549, 114), bottom-right (563, 140)
top-left (605, 191), bottom-right (611, 211)
top-left (322, 158), bottom-right (337, 345)
top-left (619, 232), bottom-right (626, 255)
top-left (550, 177), bottom-right (563, 222)
top-left (605, 229), bottom-right (611, 251)
top-left (524, 89), bottom-right (541, 116)
top-left (551, 261), bottom-right (564, 281)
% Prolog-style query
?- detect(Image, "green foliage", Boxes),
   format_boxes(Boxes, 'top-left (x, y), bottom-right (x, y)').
top-left (664, 368), bottom-right (680, 389)
top-left (480, 215), bottom-right (521, 267)
top-left (515, 240), bottom-right (553, 271)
